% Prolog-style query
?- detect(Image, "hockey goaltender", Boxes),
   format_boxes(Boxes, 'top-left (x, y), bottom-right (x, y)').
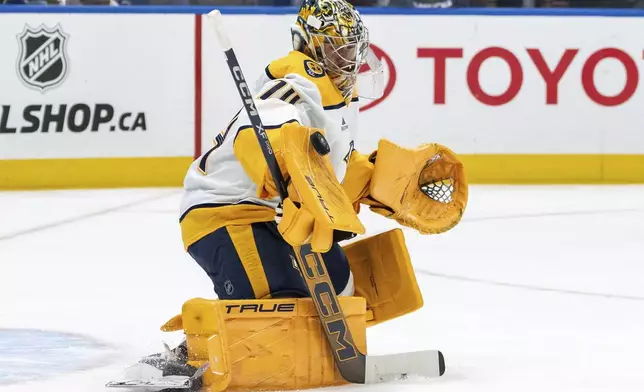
top-left (107, 0), bottom-right (468, 390)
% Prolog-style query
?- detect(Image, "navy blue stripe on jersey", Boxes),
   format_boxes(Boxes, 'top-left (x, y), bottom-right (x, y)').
top-left (179, 201), bottom-right (263, 223)
top-left (215, 134), bottom-right (225, 146)
top-left (280, 88), bottom-right (296, 102)
top-left (323, 97), bottom-right (359, 111)
top-left (259, 80), bottom-right (287, 100)
top-left (259, 82), bottom-right (301, 105)
top-left (233, 119), bottom-right (299, 144)
top-left (198, 146), bottom-right (217, 175)
top-left (265, 66), bottom-right (276, 80)
top-left (323, 101), bottom-right (346, 110)
top-left (219, 109), bottom-right (242, 144)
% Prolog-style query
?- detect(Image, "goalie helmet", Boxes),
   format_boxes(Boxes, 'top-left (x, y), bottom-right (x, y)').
top-left (291, 0), bottom-right (371, 101)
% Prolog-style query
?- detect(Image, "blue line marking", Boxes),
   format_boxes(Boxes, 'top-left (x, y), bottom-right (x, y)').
top-left (2, 6), bottom-right (644, 17)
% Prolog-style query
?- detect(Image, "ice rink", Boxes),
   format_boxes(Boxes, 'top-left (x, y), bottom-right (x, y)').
top-left (1, 185), bottom-right (644, 392)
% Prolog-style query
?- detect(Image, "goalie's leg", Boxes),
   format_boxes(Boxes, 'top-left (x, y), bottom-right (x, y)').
top-left (109, 222), bottom-right (355, 387)
top-left (187, 221), bottom-right (354, 299)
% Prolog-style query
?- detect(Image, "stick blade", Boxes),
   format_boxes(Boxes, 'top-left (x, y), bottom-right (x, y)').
top-left (365, 350), bottom-right (445, 383)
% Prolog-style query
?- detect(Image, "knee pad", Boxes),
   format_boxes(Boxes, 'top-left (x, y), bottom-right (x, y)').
top-left (343, 228), bottom-right (423, 327)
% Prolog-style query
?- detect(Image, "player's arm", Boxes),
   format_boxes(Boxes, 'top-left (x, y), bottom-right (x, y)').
top-left (233, 74), bottom-right (318, 198)
top-left (233, 86), bottom-right (364, 253)
top-left (233, 99), bottom-right (303, 200)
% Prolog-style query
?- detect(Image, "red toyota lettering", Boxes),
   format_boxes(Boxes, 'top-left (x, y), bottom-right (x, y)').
top-left (467, 47), bottom-right (523, 106)
top-left (581, 48), bottom-right (638, 106)
top-left (527, 48), bottom-right (578, 105)
top-left (417, 48), bottom-right (463, 104)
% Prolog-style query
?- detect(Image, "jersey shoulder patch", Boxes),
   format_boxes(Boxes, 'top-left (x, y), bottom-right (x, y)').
top-left (266, 51), bottom-right (345, 109)
top-left (303, 59), bottom-right (325, 78)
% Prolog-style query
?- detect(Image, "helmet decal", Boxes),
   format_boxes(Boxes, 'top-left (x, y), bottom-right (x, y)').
top-left (293, 0), bottom-right (369, 100)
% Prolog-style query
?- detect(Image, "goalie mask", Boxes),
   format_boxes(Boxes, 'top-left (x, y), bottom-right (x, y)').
top-left (291, 0), bottom-right (383, 101)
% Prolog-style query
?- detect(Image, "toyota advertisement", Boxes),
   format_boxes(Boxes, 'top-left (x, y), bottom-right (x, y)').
top-left (1, 11), bottom-right (642, 187)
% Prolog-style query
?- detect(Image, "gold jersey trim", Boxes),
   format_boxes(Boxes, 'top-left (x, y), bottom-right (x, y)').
top-left (180, 204), bottom-right (275, 250)
top-left (226, 225), bottom-right (272, 299)
top-left (266, 51), bottom-right (346, 109)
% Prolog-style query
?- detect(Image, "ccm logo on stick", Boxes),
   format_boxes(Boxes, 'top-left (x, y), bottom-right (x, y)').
top-left (232, 65), bottom-right (258, 116)
top-left (419, 47), bottom-right (640, 107)
top-left (300, 249), bottom-right (358, 362)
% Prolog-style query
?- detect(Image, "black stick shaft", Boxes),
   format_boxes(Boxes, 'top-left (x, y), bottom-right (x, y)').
top-left (222, 48), bottom-right (289, 201)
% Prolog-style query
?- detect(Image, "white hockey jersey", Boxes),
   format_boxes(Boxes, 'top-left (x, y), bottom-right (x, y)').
top-left (180, 51), bottom-right (360, 250)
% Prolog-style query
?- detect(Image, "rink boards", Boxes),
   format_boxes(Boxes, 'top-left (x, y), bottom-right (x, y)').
top-left (1, 7), bottom-right (643, 188)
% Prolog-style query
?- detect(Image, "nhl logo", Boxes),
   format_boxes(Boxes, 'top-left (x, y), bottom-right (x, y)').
top-left (16, 25), bottom-right (69, 92)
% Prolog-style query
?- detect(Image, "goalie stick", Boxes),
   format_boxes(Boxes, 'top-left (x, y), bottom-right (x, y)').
top-left (205, 9), bottom-right (446, 385)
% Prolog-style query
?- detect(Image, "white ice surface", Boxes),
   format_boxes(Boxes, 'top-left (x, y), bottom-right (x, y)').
top-left (1, 186), bottom-right (644, 391)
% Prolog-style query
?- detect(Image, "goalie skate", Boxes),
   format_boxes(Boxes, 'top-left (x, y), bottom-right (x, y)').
top-left (106, 341), bottom-right (208, 390)
top-left (105, 363), bottom-right (208, 390)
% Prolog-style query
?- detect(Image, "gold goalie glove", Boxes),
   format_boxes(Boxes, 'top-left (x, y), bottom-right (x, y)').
top-left (360, 139), bottom-right (468, 234)
top-left (235, 122), bottom-right (365, 252)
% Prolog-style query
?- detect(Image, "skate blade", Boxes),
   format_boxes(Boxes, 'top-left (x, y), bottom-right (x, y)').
top-left (105, 375), bottom-right (192, 389)
top-left (106, 363), bottom-right (208, 390)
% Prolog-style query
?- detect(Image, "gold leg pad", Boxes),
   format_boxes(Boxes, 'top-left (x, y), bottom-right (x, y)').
top-left (343, 228), bottom-right (424, 327)
top-left (178, 297), bottom-right (367, 391)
